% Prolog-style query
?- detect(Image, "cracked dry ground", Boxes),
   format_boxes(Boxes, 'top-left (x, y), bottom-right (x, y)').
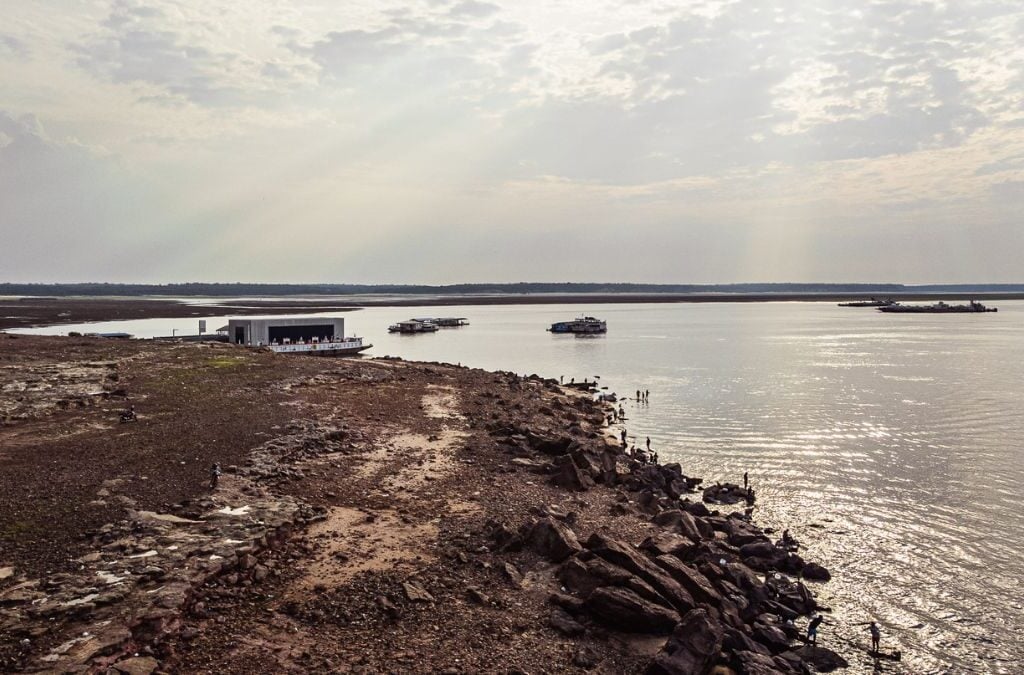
top-left (169, 364), bottom-right (655, 674)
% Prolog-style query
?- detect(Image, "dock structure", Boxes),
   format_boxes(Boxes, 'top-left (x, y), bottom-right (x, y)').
top-left (227, 317), bottom-right (345, 346)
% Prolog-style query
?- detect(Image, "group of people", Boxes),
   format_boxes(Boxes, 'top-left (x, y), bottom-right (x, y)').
top-left (806, 615), bottom-right (884, 656)
top-left (635, 389), bottom-right (650, 402)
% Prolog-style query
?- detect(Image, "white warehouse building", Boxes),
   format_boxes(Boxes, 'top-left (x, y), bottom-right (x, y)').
top-left (226, 317), bottom-right (345, 346)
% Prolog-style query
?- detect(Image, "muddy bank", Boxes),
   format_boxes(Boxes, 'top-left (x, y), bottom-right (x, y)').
top-left (0, 335), bottom-right (847, 673)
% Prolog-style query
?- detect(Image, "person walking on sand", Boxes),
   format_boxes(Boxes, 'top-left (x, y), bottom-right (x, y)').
top-left (807, 614), bottom-right (824, 646)
top-left (869, 621), bottom-right (881, 653)
top-left (210, 463), bottom-right (222, 489)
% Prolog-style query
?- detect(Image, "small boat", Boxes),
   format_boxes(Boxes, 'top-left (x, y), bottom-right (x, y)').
top-left (878, 300), bottom-right (997, 313)
top-left (269, 336), bottom-right (372, 356)
top-left (389, 319), bottom-right (440, 333)
top-left (838, 298), bottom-right (894, 307)
top-left (548, 316), bottom-right (607, 334)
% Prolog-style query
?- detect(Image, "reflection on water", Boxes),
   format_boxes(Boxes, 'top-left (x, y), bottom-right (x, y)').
top-left (16, 301), bottom-right (1024, 673)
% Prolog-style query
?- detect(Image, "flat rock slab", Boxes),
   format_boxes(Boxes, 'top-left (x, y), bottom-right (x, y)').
top-left (114, 655), bottom-right (160, 675)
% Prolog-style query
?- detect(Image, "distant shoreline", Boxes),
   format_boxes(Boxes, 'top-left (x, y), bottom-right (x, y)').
top-left (1, 292), bottom-right (1020, 331)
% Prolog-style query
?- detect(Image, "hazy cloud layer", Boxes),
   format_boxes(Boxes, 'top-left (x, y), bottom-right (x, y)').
top-left (1, 0), bottom-right (1023, 282)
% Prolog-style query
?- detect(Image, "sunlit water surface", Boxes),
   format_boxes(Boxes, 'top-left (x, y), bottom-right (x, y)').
top-left (16, 301), bottom-right (1024, 674)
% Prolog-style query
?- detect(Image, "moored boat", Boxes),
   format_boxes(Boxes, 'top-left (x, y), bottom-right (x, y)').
top-left (269, 336), bottom-right (372, 355)
top-left (411, 317), bottom-right (469, 327)
top-left (548, 316), bottom-right (607, 334)
top-left (389, 319), bottom-right (440, 333)
top-left (838, 298), bottom-right (894, 307)
top-left (878, 300), bottom-right (997, 313)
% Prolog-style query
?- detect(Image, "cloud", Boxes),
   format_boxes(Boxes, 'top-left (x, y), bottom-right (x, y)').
top-left (0, 112), bottom-right (159, 278)
top-left (448, 0), bottom-right (501, 19)
top-left (71, 0), bottom-right (307, 106)
top-left (0, 33), bottom-right (29, 59)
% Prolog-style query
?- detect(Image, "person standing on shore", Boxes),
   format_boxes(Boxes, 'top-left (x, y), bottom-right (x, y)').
top-left (620, 428), bottom-right (627, 445)
top-left (645, 389), bottom-right (649, 401)
top-left (646, 436), bottom-right (651, 450)
top-left (210, 463), bottom-right (222, 490)
top-left (869, 621), bottom-right (881, 653)
top-left (807, 614), bottom-right (824, 645)
top-left (744, 471), bottom-right (749, 490)
top-left (636, 389), bottom-right (640, 401)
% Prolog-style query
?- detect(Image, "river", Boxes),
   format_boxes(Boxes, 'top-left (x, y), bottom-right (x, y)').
top-left (15, 300), bottom-right (1024, 673)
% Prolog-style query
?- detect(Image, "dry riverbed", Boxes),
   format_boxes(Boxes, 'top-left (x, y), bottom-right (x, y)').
top-left (1, 334), bottom-right (846, 674)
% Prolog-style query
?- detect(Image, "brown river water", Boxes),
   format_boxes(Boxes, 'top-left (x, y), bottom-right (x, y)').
top-left (19, 300), bottom-right (1024, 673)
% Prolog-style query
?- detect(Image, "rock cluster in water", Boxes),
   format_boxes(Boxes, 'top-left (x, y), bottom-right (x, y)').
top-left (484, 393), bottom-right (846, 674)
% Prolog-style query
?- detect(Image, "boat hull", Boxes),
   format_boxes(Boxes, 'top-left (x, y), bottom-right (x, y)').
top-left (269, 340), bottom-right (372, 356)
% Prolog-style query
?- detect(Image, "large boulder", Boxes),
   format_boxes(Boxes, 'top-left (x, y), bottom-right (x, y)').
top-left (585, 586), bottom-right (680, 634)
top-left (528, 517), bottom-right (582, 562)
top-left (680, 499), bottom-right (712, 518)
top-left (739, 541), bottom-right (777, 560)
top-left (647, 608), bottom-right (723, 675)
top-left (528, 433), bottom-right (574, 455)
top-left (729, 650), bottom-right (799, 674)
top-left (703, 483), bottom-right (751, 505)
top-left (801, 562), bottom-right (831, 581)
top-left (585, 534), bottom-right (695, 614)
top-left (640, 532), bottom-right (693, 557)
top-left (751, 619), bottom-right (792, 654)
top-left (552, 455), bottom-right (595, 491)
top-left (722, 628), bottom-right (771, 657)
top-left (653, 555), bottom-right (723, 608)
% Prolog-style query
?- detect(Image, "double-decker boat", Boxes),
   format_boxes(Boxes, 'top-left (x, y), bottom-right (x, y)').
top-left (548, 316), bottom-right (607, 334)
top-left (388, 319), bottom-right (440, 333)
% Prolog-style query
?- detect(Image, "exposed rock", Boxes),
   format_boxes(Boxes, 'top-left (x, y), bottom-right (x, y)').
top-left (528, 517), bottom-right (582, 562)
top-left (487, 521), bottom-right (524, 552)
top-left (551, 455), bottom-right (595, 491)
top-left (801, 562), bottom-right (831, 581)
top-left (573, 644), bottom-right (602, 669)
top-left (548, 607), bottom-right (585, 636)
top-left (466, 587), bottom-right (490, 605)
top-left (113, 656), bottom-right (159, 675)
top-left (798, 645), bottom-right (849, 672)
top-left (639, 532), bottom-right (692, 557)
top-left (584, 586), bottom-right (680, 634)
top-left (402, 581), bottom-right (434, 603)
top-left (653, 555), bottom-right (723, 608)
top-left (585, 533), bottom-right (695, 614)
top-left (502, 562), bottom-right (524, 588)
top-left (647, 608), bottom-right (723, 675)
top-left (703, 483), bottom-right (752, 506)
top-left (752, 618), bottom-right (792, 654)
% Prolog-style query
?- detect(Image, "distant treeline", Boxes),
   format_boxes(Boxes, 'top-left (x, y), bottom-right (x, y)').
top-left (3, 282), bottom-right (1024, 296)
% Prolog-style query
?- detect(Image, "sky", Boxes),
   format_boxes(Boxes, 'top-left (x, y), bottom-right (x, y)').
top-left (1, 0), bottom-right (1023, 284)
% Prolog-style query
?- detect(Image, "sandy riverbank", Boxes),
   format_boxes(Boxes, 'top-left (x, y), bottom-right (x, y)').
top-left (1, 335), bottom-right (847, 674)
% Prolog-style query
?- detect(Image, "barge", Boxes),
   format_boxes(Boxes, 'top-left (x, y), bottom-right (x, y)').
top-left (878, 300), bottom-right (997, 313)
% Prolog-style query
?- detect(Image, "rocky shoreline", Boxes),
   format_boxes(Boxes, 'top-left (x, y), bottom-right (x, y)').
top-left (0, 335), bottom-right (848, 673)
